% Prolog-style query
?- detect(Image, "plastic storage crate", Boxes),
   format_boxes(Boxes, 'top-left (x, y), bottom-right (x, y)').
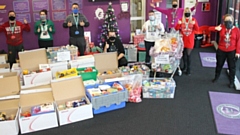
top-left (77, 67), bottom-right (98, 81)
top-left (85, 81), bottom-right (128, 114)
top-left (142, 78), bottom-right (176, 98)
top-left (138, 51), bottom-right (146, 62)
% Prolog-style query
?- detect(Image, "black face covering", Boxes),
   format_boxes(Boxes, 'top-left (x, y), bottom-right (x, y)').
top-left (9, 16), bottom-right (15, 21)
top-left (172, 4), bottom-right (178, 8)
top-left (184, 13), bottom-right (191, 17)
top-left (109, 36), bottom-right (116, 41)
top-left (224, 21), bottom-right (233, 29)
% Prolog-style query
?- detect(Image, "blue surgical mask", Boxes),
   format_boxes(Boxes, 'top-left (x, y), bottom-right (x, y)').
top-left (72, 9), bottom-right (79, 14)
top-left (149, 16), bottom-right (155, 21)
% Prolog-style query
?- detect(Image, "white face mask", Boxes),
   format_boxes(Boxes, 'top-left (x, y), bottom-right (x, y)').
top-left (149, 16), bottom-right (155, 21)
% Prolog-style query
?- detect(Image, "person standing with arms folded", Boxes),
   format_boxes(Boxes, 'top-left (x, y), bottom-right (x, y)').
top-left (63, 3), bottom-right (89, 56)
top-left (175, 7), bottom-right (199, 76)
top-left (209, 14), bottom-right (240, 88)
top-left (142, 10), bottom-right (165, 65)
top-left (34, 9), bottom-right (55, 49)
top-left (0, 10), bottom-right (30, 68)
top-left (150, 0), bottom-right (198, 31)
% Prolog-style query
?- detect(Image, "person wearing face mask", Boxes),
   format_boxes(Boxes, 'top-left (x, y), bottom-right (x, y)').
top-left (0, 10), bottom-right (30, 68)
top-left (63, 3), bottom-right (89, 56)
top-left (104, 29), bottom-right (128, 67)
top-left (175, 8), bottom-right (199, 76)
top-left (142, 10), bottom-right (165, 65)
top-left (209, 14), bottom-right (240, 88)
top-left (34, 9), bottom-right (55, 49)
top-left (150, 0), bottom-right (198, 31)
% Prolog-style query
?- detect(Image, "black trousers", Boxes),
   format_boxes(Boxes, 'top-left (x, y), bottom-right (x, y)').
top-left (38, 40), bottom-right (53, 49)
top-left (144, 41), bottom-right (155, 63)
top-left (69, 37), bottom-right (86, 56)
top-left (215, 49), bottom-right (236, 82)
top-left (8, 44), bottom-right (24, 68)
top-left (118, 57), bottom-right (128, 67)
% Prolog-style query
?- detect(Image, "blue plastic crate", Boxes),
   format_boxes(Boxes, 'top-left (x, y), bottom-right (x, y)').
top-left (85, 81), bottom-right (128, 114)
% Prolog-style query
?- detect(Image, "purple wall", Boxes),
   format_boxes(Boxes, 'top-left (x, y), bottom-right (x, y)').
top-left (0, 0), bottom-right (217, 52)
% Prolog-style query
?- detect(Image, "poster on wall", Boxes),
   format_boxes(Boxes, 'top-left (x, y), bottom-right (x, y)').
top-left (32, 0), bottom-right (49, 12)
top-left (13, 0), bottom-right (30, 13)
top-left (52, 11), bottom-right (67, 21)
top-left (202, 2), bottom-right (211, 11)
top-left (69, 0), bottom-right (82, 9)
top-left (51, 0), bottom-right (67, 11)
top-left (16, 13), bottom-right (31, 23)
top-left (33, 12), bottom-right (50, 22)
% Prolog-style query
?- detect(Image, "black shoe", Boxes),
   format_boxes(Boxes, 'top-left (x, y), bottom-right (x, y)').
top-left (229, 82), bottom-right (234, 88)
top-left (181, 68), bottom-right (187, 73)
top-left (212, 78), bottom-right (218, 83)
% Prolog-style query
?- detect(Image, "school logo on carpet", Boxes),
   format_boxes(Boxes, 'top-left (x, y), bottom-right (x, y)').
top-left (203, 56), bottom-right (216, 62)
top-left (199, 52), bottom-right (228, 68)
top-left (216, 104), bottom-right (240, 119)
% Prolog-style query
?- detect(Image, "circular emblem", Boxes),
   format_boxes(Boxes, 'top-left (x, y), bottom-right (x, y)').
top-left (203, 57), bottom-right (216, 62)
top-left (216, 104), bottom-right (240, 119)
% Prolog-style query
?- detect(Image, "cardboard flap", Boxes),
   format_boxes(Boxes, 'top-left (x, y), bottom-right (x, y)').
top-left (20, 91), bottom-right (54, 107)
top-left (21, 84), bottom-right (51, 93)
top-left (51, 76), bottom-right (85, 101)
top-left (0, 98), bottom-right (19, 110)
top-left (0, 72), bottom-right (20, 97)
top-left (0, 54), bottom-right (8, 61)
top-left (94, 52), bottom-right (118, 71)
top-left (0, 63), bottom-right (9, 68)
top-left (19, 48), bottom-right (48, 70)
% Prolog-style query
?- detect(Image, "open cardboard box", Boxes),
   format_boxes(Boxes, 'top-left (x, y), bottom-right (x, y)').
top-left (70, 55), bottom-right (95, 68)
top-left (19, 88), bottom-right (58, 134)
top-left (51, 76), bottom-right (93, 126)
top-left (18, 49), bottom-right (52, 86)
top-left (49, 61), bottom-right (68, 79)
top-left (11, 63), bottom-right (23, 85)
top-left (94, 52), bottom-right (122, 80)
top-left (0, 54), bottom-right (8, 64)
top-left (0, 63), bottom-right (10, 73)
top-left (21, 83), bottom-right (51, 93)
top-left (0, 72), bottom-right (20, 135)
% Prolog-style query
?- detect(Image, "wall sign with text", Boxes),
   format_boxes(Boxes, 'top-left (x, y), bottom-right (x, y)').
top-left (202, 2), bottom-right (210, 11)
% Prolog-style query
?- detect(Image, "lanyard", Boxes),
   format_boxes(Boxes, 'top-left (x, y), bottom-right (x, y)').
top-left (184, 19), bottom-right (190, 30)
top-left (73, 14), bottom-right (79, 29)
top-left (10, 22), bottom-right (16, 34)
top-left (172, 9), bottom-right (177, 24)
top-left (150, 20), bottom-right (155, 31)
top-left (40, 20), bottom-right (47, 31)
top-left (225, 28), bottom-right (233, 48)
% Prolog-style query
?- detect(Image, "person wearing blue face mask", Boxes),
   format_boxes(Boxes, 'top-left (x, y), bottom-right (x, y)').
top-left (34, 9), bottom-right (55, 49)
top-left (142, 10), bottom-right (165, 65)
top-left (63, 3), bottom-right (90, 56)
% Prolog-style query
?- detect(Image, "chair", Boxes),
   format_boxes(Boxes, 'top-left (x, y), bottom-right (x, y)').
top-left (195, 25), bottom-right (213, 48)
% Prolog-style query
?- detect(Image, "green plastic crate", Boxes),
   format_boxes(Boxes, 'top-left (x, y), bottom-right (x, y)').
top-left (138, 51), bottom-right (146, 62)
top-left (77, 67), bottom-right (98, 81)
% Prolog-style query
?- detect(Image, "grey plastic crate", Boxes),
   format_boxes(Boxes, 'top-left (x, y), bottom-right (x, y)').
top-left (127, 48), bottom-right (137, 62)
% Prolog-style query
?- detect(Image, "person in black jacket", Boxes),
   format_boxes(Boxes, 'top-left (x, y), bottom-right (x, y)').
top-left (63, 3), bottom-right (89, 56)
top-left (104, 29), bottom-right (128, 67)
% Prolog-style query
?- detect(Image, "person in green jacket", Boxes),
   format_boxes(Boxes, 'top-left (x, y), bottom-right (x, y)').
top-left (34, 9), bottom-right (55, 49)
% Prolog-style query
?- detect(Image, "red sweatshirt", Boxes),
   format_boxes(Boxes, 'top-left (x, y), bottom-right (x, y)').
top-left (209, 25), bottom-right (240, 53)
top-left (0, 21), bottom-right (30, 46)
top-left (175, 18), bottom-right (199, 49)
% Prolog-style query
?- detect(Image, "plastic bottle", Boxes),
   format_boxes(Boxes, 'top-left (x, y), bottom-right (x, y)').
top-left (67, 60), bottom-right (71, 69)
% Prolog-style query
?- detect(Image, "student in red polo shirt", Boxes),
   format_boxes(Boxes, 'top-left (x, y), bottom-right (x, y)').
top-left (209, 14), bottom-right (240, 88)
top-left (0, 10), bottom-right (30, 67)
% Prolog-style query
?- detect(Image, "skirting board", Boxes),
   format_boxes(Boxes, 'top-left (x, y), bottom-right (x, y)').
top-left (227, 69), bottom-right (240, 90)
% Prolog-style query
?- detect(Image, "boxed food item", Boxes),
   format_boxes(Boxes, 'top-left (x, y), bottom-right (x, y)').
top-left (0, 63), bottom-right (10, 73)
top-left (142, 78), bottom-right (176, 98)
top-left (94, 52), bottom-right (122, 81)
top-left (0, 72), bottom-right (20, 135)
top-left (55, 68), bottom-right (78, 79)
top-left (85, 81), bottom-right (128, 114)
top-left (19, 49), bottom-right (52, 86)
top-left (70, 55), bottom-right (95, 69)
top-left (51, 76), bottom-right (93, 126)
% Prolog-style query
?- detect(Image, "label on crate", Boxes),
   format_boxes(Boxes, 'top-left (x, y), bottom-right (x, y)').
top-left (155, 54), bottom-right (169, 64)
top-left (57, 51), bottom-right (71, 62)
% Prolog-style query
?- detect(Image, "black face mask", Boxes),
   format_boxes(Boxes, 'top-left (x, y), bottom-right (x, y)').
top-left (9, 16), bottom-right (15, 21)
top-left (184, 13), bottom-right (191, 17)
top-left (224, 21), bottom-right (233, 29)
top-left (172, 4), bottom-right (178, 8)
top-left (109, 36), bottom-right (116, 41)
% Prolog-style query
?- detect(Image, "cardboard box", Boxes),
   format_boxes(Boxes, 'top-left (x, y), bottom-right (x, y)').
top-left (11, 63), bottom-right (23, 85)
top-left (49, 62), bottom-right (68, 78)
top-left (0, 63), bottom-right (10, 73)
top-left (70, 55), bottom-right (94, 68)
top-left (51, 76), bottom-right (93, 126)
top-left (19, 88), bottom-right (58, 134)
top-left (94, 52), bottom-right (122, 80)
top-left (0, 72), bottom-right (21, 135)
top-left (18, 49), bottom-right (52, 86)
top-left (0, 54), bottom-right (8, 64)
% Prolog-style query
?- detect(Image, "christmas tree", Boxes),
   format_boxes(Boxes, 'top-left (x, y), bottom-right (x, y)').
top-left (98, 2), bottom-right (121, 48)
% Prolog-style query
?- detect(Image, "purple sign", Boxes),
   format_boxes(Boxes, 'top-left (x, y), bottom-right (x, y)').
top-left (33, 12), bottom-right (50, 22)
top-left (32, 0), bottom-right (49, 12)
top-left (199, 52), bottom-right (228, 68)
top-left (51, 0), bottom-right (66, 11)
top-left (69, 0), bottom-right (82, 9)
top-left (13, 0), bottom-right (30, 13)
top-left (209, 91), bottom-right (240, 135)
top-left (52, 11), bottom-right (66, 21)
top-left (16, 13), bottom-right (31, 23)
